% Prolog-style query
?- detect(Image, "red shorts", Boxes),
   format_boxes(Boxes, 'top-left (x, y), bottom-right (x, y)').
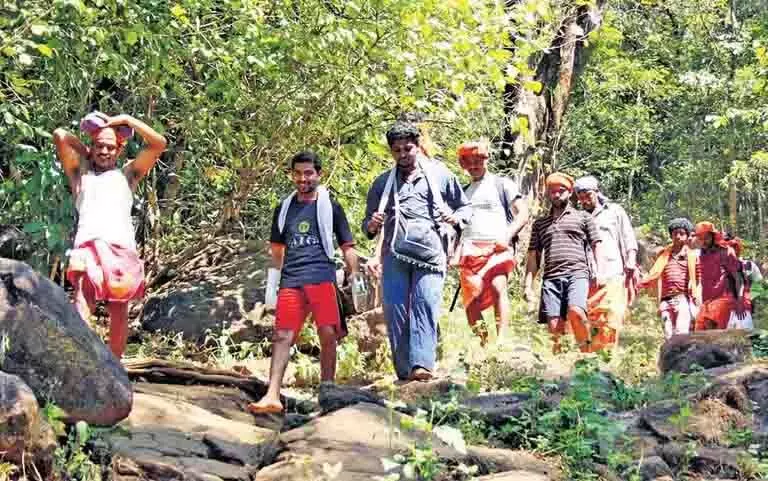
top-left (275, 282), bottom-right (341, 338)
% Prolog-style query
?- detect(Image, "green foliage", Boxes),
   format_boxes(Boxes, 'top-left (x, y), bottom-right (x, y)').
top-left (41, 402), bottom-right (68, 437)
top-left (0, 462), bottom-right (18, 481)
top-left (203, 329), bottom-right (264, 366)
top-left (1, 0), bottom-right (524, 269)
top-left (53, 421), bottom-right (104, 481)
top-left (560, 0), bottom-right (768, 250)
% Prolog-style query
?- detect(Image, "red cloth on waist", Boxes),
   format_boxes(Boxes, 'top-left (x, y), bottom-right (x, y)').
top-left (459, 241), bottom-right (516, 311)
top-left (67, 239), bottom-right (145, 303)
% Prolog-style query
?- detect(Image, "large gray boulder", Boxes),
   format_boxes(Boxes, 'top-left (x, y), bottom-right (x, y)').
top-left (141, 243), bottom-right (270, 341)
top-left (0, 258), bottom-right (132, 425)
top-left (658, 329), bottom-right (753, 374)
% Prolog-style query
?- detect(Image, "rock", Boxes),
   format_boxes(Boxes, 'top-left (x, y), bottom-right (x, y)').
top-left (142, 245), bottom-right (272, 341)
top-left (0, 371), bottom-right (56, 471)
top-left (461, 393), bottom-right (530, 425)
top-left (0, 258), bottom-right (132, 425)
top-left (119, 391), bottom-right (272, 444)
top-left (473, 471), bottom-right (551, 481)
top-left (640, 398), bottom-right (748, 444)
top-left (465, 446), bottom-right (560, 479)
top-left (254, 402), bottom-right (561, 481)
top-left (384, 377), bottom-right (467, 405)
top-left (318, 383), bottom-right (384, 414)
top-left (109, 387), bottom-right (275, 481)
top-left (638, 456), bottom-right (673, 481)
top-left (660, 443), bottom-right (741, 478)
top-left (659, 330), bottom-right (752, 374)
top-left (0, 225), bottom-right (30, 261)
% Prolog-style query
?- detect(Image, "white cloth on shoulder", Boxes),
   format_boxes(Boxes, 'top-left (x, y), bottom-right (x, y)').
top-left (277, 185), bottom-right (335, 260)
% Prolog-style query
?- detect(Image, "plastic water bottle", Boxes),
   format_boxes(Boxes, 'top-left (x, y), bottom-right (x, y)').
top-left (351, 274), bottom-right (369, 313)
top-left (265, 268), bottom-right (281, 309)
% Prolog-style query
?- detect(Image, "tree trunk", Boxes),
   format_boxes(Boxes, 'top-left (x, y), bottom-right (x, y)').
top-left (729, 180), bottom-right (738, 234)
top-left (758, 189), bottom-right (765, 257)
top-left (500, 0), bottom-right (606, 200)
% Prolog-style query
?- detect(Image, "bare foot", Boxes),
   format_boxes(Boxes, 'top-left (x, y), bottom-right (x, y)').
top-left (246, 397), bottom-right (283, 415)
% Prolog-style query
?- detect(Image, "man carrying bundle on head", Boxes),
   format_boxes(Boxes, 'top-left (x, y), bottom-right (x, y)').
top-left (248, 151), bottom-right (359, 414)
top-left (363, 121), bottom-right (471, 382)
top-left (54, 111), bottom-right (167, 359)
top-left (638, 218), bottom-right (699, 338)
top-left (524, 173), bottom-right (602, 353)
top-left (574, 175), bottom-right (638, 351)
top-left (455, 141), bottom-right (529, 345)
top-left (693, 222), bottom-right (746, 330)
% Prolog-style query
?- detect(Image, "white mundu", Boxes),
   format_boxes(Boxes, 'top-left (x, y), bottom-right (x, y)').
top-left (74, 170), bottom-right (136, 250)
top-left (463, 173), bottom-right (518, 242)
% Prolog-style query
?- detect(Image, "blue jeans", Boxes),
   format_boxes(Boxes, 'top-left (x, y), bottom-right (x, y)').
top-left (382, 254), bottom-right (445, 380)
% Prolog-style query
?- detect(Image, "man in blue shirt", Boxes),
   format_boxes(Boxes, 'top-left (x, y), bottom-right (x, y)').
top-left (363, 122), bottom-right (471, 381)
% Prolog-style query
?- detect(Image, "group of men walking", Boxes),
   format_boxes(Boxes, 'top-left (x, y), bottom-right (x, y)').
top-left (640, 219), bottom-right (761, 336)
top-left (53, 111), bottom-right (762, 417)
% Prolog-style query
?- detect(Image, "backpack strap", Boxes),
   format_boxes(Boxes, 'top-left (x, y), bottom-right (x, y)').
top-left (493, 175), bottom-right (514, 225)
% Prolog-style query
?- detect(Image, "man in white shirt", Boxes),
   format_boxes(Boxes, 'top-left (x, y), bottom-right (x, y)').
top-left (455, 141), bottom-right (529, 345)
top-left (574, 175), bottom-right (638, 351)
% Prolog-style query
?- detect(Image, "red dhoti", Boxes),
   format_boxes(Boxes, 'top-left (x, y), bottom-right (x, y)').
top-left (459, 241), bottom-right (516, 316)
top-left (695, 295), bottom-right (734, 331)
top-left (67, 239), bottom-right (145, 304)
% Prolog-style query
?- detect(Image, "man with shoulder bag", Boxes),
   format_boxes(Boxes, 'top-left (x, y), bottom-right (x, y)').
top-left (362, 121), bottom-right (471, 382)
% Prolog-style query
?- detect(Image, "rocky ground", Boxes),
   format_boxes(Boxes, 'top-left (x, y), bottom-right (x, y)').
top-left (2, 243), bottom-right (768, 480)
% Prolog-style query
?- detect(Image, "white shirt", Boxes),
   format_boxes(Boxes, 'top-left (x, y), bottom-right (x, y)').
top-left (590, 202), bottom-right (637, 280)
top-left (74, 170), bottom-right (136, 250)
top-left (463, 173), bottom-right (520, 242)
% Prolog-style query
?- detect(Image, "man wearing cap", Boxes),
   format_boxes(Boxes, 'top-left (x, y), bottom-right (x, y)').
top-left (639, 218), bottom-right (699, 338)
top-left (524, 173), bottom-right (602, 352)
top-left (54, 112), bottom-right (167, 358)
top-left (694, 222), bottom-right (745, 330)
top-left (456, 141), bottom-right (529, 344)
top-left (574, 175), bottom-right (638, 351)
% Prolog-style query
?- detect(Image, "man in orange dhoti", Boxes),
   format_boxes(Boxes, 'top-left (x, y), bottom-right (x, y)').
top-left (693, 222), bottom-right (745, 330)
top-left (575, 176), bottom-right (639, 352)
top-left (54, 112), bottom-right (167, 358)
top-left (456, 142), bottom-right (529, 344)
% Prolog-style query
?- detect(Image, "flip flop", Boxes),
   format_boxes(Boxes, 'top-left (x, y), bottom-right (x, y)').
top-left (409, 367), bottom-right (433, 382)
top-left (246, 401), bottom-right (283, 415)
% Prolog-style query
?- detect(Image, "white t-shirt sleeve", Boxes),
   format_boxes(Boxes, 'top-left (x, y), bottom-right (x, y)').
top-left (502, 177), bottom-right (522, 202)
top-left (747, 261), bottom-right (763, 283)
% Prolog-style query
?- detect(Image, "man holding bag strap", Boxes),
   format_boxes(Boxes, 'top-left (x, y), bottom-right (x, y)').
top-left (249, 151), bottom-right (358, 414)
top-left (363, 121), bottom-right (471, 382)
top-left (455, 141), bottom-right (529, 345)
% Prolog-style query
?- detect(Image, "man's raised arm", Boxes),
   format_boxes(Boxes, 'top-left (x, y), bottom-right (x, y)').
top-left (112, 114), bottom-right (167, 190)
top-left (53, 128), bottom-right (88, 197)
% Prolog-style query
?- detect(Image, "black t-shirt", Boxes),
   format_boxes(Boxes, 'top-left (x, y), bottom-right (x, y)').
top-left (270, 198), bottom-right (354, 288)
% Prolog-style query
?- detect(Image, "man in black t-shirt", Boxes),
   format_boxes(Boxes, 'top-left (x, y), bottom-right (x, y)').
top-left (248, 151), bottom-right (358, 414)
